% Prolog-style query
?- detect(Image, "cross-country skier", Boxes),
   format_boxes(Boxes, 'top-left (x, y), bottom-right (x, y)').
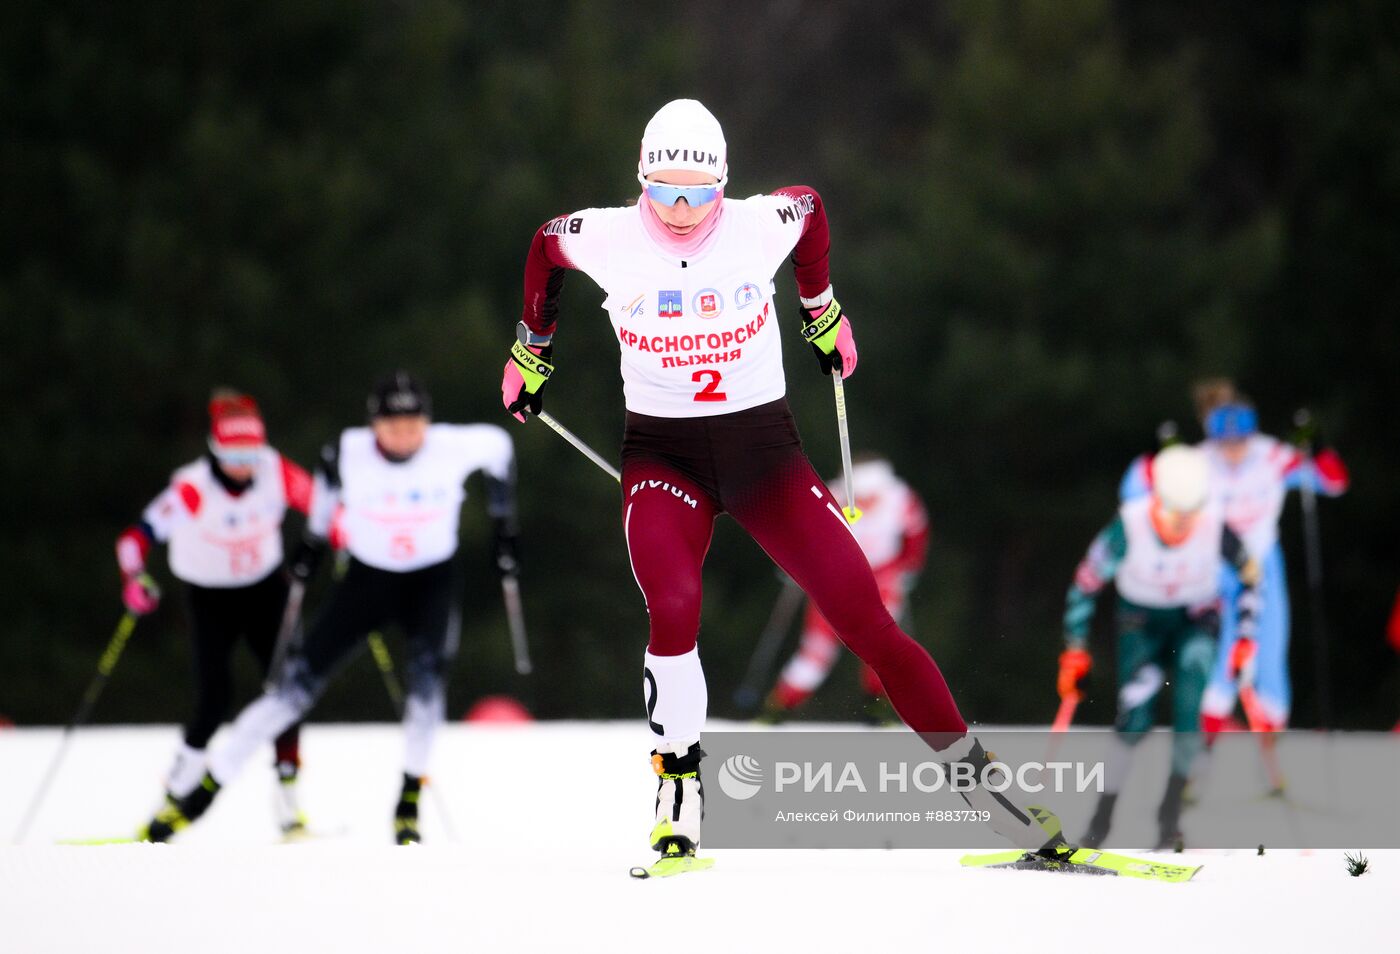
top-left (117, 391), bottom-right (313, 839)
top-left (138, 372), bottom-right (519, 844)
top-left (1060, 444), bottom-right (1262, 848)
top-left (1195, 402), bottom-right (1349, 734)
top-left (500, 99), bottom-right (1067, 874)
top-left (762, 453), bottom-right (929, 721)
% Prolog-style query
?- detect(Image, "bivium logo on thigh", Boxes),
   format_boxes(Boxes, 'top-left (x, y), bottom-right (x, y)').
top-left (628, 479), bottom-right (700, 509)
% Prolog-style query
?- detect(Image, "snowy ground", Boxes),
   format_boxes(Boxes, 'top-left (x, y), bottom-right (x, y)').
top-left (1, 722), bottom-right (1393, 954)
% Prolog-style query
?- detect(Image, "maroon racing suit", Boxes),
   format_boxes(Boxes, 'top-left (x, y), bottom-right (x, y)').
top-left (620, 400), bottom-right (966, 734)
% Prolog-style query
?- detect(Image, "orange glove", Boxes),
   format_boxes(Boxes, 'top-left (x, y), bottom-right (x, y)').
top-left (1057, 648), bottom-right (1092, 700)
top-left (1229, 637), bottom-right (1258, 687)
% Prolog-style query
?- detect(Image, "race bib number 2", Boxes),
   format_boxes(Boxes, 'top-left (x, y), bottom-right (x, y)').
top-left (692, 369), bottom-right (727, 402)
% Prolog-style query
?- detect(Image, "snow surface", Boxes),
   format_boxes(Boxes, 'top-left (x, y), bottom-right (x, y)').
top-left (1, 722), bottom-right (1392, 954)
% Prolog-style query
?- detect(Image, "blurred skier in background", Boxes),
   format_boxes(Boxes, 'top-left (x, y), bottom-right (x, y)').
top-left (117, 390), bottom-right (312, 839)
top-left (762, 453), bottom-right (928, 722)
top-left (1060, 445), bottom-right (1261, 848)
top-left (138, 372), bottom-right (519, 844)
top-left (1121, 383), bottom-right (1350, 736)
top-left (1194, 402), bottom-right (1348, 735)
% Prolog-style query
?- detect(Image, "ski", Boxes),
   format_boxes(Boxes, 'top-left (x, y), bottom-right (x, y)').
top-left (57, 824), bottom-right (347, 847)
top-left (961, 847), bottom-right (1201, 883)
top-left (628, 854), bottom-right (716, 879)
top-left (278, 819), bottom-right (352, 843)
top-left (280, 826), bottom-right (348, 844)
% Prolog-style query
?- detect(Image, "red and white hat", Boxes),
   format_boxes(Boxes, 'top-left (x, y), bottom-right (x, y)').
top-left (208, 393), bottom-right (266, 456)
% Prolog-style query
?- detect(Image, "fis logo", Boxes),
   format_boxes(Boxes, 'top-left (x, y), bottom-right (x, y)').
top-left (658, 290), bottom-right (683, 319)
top-left (717, 755), bottom-right (764, 801)
top-left (619, 294), bottom-right (644, 319)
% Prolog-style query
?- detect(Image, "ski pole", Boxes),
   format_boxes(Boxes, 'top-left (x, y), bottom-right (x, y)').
top-left (365, 632), bottom-right (460, 842)
top-left (732, 576), bottom-right (806, 711)
top-left (12, 612), bottom-right (140, 844)
top-left (1239, 685), bottom-right (1287, 794)
top-left (263, 579), bottom-right (306, 692)
top-left (1235, 631), bottom-right (1286, 794)
top-left (1045, 693), bottom-right (1079, 760)
top-left (830, 372), bottom-right (862, 524)
top-left (500, 576), bottom-right (532, 675)
top-left (1051, 694), bottom-right (1079, 733)
top-left (366, 632), bottom-right (404, 711)
top-left (1293, 408), bottom-right (1332, 729)
top-left (535, 411), bottom-right (620, 483)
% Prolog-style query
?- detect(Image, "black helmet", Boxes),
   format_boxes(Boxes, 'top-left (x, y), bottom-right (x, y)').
top-left (367, 371), bottom-right (432, 419)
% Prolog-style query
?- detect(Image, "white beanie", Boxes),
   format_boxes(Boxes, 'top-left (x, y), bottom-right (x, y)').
top-left (639, 99), bottom-right (727, 180)
top-left (1152, 445), bottom-right (1210, 513)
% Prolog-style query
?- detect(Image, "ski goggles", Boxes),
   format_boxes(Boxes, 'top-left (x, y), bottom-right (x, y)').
top-left (208, 439), bottom-right (262, 468)
top-left (637, 173), bottom-right (727, 207)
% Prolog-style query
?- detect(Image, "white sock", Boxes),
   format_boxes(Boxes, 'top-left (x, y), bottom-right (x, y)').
top-left (209, 691), bottom-right (304, 786)
top-left (167, 743), bottom-right (207, 797)
top-left (403, 686), bottom-right (445, 779)
top-left (643, 647), bottom-right (707, 747)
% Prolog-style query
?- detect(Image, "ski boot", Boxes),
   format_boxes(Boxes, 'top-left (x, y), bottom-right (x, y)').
top-left (1155, 772), bottom-right (1188, 852)
top-left (1080, 792), bottom-right (1117, 849)
top-left (394, 774), bottom-right (422, 845)
top-left (946, 736), bottom-right (1071, 857)
top-left (637, 741), bottom-right (714, 877)
top-left (275, 760), bottom-right (309, 841)
top-left (138, 772), bottom-right (221, 843)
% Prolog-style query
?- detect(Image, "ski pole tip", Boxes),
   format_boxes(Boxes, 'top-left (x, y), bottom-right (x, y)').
top-left (843, 506), bottom-right (863, 525)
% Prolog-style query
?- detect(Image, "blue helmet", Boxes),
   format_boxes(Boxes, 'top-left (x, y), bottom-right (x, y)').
top-left (1205, 403), bottom-right (1258, 440)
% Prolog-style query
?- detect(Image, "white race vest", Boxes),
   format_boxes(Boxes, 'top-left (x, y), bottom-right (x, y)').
top-left (318, 424), bottom-right (513, 572)
top-left (1115, 497), bottom-right (1226, 609)
top-left (147, 450), bottom-right (290, 588)
top-left (550, 196), bottom-right (814, 417)
top-left (1200, 435), bottom-right (1295, 558)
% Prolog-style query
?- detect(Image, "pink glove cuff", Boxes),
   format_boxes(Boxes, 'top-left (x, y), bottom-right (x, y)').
top-left (122, 576), bottom-right (158, 615)
top-left (834, 317), bottom-right (858, 378)
top-left (501, 359), bottom-right (527, 423)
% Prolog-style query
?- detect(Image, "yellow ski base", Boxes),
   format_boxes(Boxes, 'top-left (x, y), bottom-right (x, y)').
top-left (629, 855), bottom-right (716, 879)
top-left (57, 837), bottom-right (142, 845)
top-left (960, 848), bottom-right (1201, 883)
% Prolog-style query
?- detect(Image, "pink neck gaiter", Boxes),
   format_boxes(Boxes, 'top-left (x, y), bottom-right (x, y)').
top-left (638, 192), bottom-right (726, 260)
